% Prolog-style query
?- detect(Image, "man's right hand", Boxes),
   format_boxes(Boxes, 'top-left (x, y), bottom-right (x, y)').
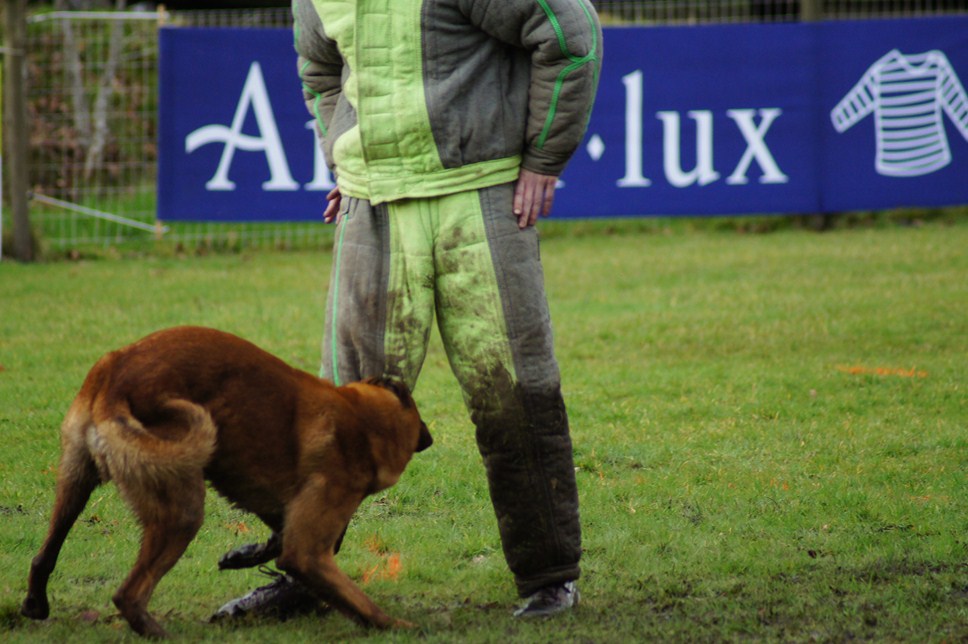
top-left (513, 168), bottom-right (558, 229)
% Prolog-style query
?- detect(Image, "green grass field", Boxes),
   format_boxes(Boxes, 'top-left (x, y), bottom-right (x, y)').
top-left (1, 220), bottom-right (965, 641)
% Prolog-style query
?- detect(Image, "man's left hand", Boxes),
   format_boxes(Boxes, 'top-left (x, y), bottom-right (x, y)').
top-left (513, 169), bottom-right (558, 229)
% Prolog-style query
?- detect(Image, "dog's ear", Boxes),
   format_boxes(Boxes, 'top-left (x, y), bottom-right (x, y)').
top-left (416, 421), bottom-right (433, 452)
top-left (365, 376), bottom-right (414, 409)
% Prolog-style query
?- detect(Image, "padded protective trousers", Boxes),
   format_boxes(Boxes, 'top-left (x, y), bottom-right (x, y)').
top-left (321, 182), bottom-right (581, 596)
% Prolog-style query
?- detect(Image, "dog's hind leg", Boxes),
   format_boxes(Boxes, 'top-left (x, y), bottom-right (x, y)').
top-left (22, 410), bottom-right (101, 621)
top-left (111, 475), bottom-right (206, 638)
top-left (98, 399), bottom-right (215, 637)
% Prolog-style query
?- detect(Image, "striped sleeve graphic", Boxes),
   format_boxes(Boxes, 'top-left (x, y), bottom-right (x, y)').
top-left (831, 49), bottom-right (968, 177)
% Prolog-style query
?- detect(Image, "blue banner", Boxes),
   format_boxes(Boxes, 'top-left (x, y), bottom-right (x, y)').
top-left (158, 18), bottom-right (968, 221)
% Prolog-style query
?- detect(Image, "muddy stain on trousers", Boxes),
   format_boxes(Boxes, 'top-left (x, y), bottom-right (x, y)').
top-left (321, 182), bottom-right (581, 596)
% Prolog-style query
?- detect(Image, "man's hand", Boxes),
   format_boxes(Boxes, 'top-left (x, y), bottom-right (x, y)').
top-left (513, 169), bottom-right (558, 229)
top-left (322, 186), bottom-right (342, 223)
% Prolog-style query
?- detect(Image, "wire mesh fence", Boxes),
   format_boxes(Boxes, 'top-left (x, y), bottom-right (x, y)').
top-left (10, 1), bottom-right (968, 256)
top-left (18, 7), bottom-right (332, 256)
top-left (594, 0), bottom-right (965, 23)
top-left (22, 11), bottom-right (163, 254)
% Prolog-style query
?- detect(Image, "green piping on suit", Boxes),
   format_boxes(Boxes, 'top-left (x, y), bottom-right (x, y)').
top-left (327, 214), bottom-right (349, 383)
top-left (300, 60), bottom-right (327, 136)
top-left (294, 19), bottom-right (327, 135)
top-left (534, 0), bottom-right (600, 149)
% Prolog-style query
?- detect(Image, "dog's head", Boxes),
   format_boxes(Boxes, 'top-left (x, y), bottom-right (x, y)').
top-left (362, 376), bottom-right (433, 453)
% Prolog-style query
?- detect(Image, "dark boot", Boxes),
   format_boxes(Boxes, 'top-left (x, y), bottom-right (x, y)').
top-left (217, 533), bottom-right (282, 570)
top-left (210, 567), bottom-right (327, 622)
top-left (513, 581), bottom-right (579, 618)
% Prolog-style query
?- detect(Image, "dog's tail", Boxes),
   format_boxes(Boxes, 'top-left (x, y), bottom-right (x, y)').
top-left (89, 398), bottom-right (217, 487)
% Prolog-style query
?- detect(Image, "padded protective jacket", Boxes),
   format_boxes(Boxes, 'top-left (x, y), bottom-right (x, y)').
top-left (293, 0), bottom-right (602, 204)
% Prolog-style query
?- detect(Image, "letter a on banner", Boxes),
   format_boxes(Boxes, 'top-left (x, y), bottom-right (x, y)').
top-left (185, 62), bottom-right (298, 191)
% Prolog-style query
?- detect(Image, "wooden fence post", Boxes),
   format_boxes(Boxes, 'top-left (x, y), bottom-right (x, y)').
top-left (801, 0), bottom-right (835, 230)
top-left (4, 0), bottom-right (35, 261)
top-left (801, 0), bottom-right (822, 22)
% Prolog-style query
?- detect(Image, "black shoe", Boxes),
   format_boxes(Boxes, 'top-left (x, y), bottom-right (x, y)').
top-left (218, 534), bottom-right (282, 570)
top-left (210, 567), bottom-right (326, 622)
top-left (513, 581), bottom-right (579, 618)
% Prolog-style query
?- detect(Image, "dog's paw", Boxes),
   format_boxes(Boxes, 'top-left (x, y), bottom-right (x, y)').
top-left (20, 594), bottom-right (50, 620)
top-left (391, 618), bottom-right (418, 629)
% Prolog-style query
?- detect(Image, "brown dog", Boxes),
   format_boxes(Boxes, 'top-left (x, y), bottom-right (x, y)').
top-left (21, 326), bottom-right (432, 637)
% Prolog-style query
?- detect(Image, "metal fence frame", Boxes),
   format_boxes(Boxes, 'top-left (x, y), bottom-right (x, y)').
top-left (8, 1), bottom-right (968, 256)
top-left (594, 0), bottom-right (966, 23)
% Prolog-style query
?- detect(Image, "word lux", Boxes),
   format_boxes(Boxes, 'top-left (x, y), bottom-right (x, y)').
top-left (617, 70), bottom-right (789, 188)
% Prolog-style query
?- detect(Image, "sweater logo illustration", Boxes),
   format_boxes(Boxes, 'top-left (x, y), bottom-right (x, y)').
top-left (830, 49), bottom-right (968, 177)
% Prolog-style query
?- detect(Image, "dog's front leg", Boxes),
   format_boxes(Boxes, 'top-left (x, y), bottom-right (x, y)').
top-left (276, 475), bottom-right (411, 629)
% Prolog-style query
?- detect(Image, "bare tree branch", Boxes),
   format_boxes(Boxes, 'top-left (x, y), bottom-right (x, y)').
top-left (84, 0), bottom-right (127, 180)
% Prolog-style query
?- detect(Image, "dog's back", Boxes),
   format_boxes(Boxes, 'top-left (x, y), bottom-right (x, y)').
top-left (67, 327), bottom-right (255, 489)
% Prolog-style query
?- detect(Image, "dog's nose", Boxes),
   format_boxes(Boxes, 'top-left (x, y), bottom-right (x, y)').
top-left (416, 422), bottom-right (433, 452)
